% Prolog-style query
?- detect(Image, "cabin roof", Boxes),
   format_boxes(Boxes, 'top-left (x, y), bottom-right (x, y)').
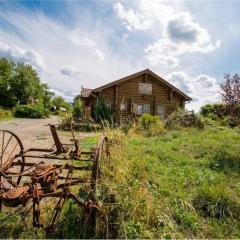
top-left (92, 69), bottom-right (192, 101)
top-left (81, 87), bottom-right (92, 98)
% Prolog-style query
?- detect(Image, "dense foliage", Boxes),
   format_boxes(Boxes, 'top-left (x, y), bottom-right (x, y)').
top-left (94, 97), bottom-right (113, 123)
top-left (73, 95), bottom-right (83, 118)
top-left (13, 104), bottom-right (49, 118)
top-left (0, 115), bottom-right (240, 238)
top-left (0, 57), bottom-right (73, 118)
top-left (165, 108), bottom-right (204, 129)
top-left (200, 73), bottom-right (240, 127)
top-left (0, 58), bottom-right (51, 107)
top-left (0, 107), bottom-right (12, 121)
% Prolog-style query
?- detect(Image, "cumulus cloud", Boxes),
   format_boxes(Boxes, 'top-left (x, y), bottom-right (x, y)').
top-left (61, 65), bottom-right (81, 77)
top-left (0, 41), bottom-right (45, 72)
top-left (145, 12), bottom-right (220, 68)
top-left (167, 71), bottom-right (221, 111)
top-left (113, 2), bottom-right (151, 31)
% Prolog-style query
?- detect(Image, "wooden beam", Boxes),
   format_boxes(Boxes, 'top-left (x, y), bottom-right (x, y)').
top-left (144, 73), bottom-right (148, 83)
top-left (169, 90), bottom-right (173, 101)
top-left (153, 96), bottom-right (156, 115)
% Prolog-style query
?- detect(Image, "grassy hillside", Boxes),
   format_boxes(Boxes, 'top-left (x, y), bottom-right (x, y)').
top-left (0, 123), bottom-right (240, 238)
top-left (105, 125), bottom-right (240, 238)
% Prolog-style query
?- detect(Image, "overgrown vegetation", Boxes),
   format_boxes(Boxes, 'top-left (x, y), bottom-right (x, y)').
top-left (0, 107), bottom-right (12, 121)
top-left (0, 57), bottom-right (72, 118)
top-left (1, 113), bottom-right (240, 239)
top-left (165, 108), bottom-right (204, 129)
top-left (13, 104), bottom-right (50, 118)
top-left (94, 97), bottom-right (113, 123)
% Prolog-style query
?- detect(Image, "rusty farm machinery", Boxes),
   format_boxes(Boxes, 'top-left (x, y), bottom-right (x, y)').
top-left (0, 124), bottom-right (110, 234)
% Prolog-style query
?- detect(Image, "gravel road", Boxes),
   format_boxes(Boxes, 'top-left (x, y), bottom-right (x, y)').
top-left (0, 116), bottom-right (61, 149)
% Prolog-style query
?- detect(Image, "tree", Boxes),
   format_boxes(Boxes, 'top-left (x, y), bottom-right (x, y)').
top-left (52, 96), bottom-right (72, 112)
top-left (0, 58), bottom-right (15, 107)
top-left (73, 95), bottom-right (83, 118)
top-left (0, 58), bottom-right (51, 108)
top-left (221, 73), bottom-right (240, 123)
top-left (40, 84), bottom-right (55, 109)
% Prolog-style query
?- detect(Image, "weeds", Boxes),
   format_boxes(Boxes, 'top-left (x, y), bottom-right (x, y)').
top-left (193, 185), bottom-right (240, 219)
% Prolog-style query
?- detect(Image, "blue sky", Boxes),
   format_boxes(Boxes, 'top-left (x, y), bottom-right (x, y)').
top-left (0, 0), bottom-right (239, 110)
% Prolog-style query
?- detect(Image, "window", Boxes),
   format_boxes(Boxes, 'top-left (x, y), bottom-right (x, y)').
top-left (132, 103), bottom-right (150, 114)
top-left (139, 83), bottom-right (152, 95)
top-left (157, 105), bottom-right (165, 119)
top-left (143, 104), bottom-right (150, 113)
top-left (137, 105), bottom-right (143, 114)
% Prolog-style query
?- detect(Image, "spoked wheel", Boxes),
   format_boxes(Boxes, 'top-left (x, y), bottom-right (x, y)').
top-left (0, 130), bottom-right (25, 189)
top-left (97, 136), bottom-right (110, 180)
top-left (91, 136), bottom-right (113, 238)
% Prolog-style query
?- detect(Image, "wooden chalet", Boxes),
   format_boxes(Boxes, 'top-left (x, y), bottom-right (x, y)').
top-left (81, 69), bottom-right (191, 123)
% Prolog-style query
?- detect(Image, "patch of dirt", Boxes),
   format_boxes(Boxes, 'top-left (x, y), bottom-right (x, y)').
top-left (0, 116), bottom-right (95, 149)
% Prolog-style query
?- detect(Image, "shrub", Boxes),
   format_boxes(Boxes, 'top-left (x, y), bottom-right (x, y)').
top-left (94, 97), bottom-right (113, 123)
top-left (0, 107), bottom-right (12, 120)
top-left (200, 103), bottom-right (240, 127)
top-left (165, 109), bottom-right (204, 129)
top-left (58, 115), bottom-right (102, 132)
top-left (13, 104), bottom-right (49, 118)
top-left (193, 185), bottom-right (240, 219)
top-left (138, 113), bottom-right (164, 136)
top-left (200, 104), bottom-right (227, 119)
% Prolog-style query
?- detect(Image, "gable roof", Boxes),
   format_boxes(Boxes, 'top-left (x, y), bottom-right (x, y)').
top-left (93, 69), bottom-right (192, 101)
top-left (81, 87), bottom-right (92, 98)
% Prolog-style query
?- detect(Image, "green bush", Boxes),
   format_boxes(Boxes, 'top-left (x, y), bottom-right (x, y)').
top-left (138, 113), bottom-right (164, 136)
top-left (0, 107), bottom-right (12, 120)
top-left (165, 109), bottom-right (204, 129)
top-left (193, 185), bottom-right (240, 219)
top-left (94, 97), bottom-right (113, 123)
top-left (200, 103), bottom-right (240, 127)
top-left (200, 104), bottom-right (226, 119)
top-left (13, 104), bottom-right (49, 118)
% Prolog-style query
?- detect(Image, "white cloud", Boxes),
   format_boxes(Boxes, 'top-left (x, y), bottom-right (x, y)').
top-left (61, 65), bottom-right (81, 77)
top-left (0, 41), bottom-right (45, 72)
top-left (167, 71), bottom-right (221, 111)
top-left (0, 7), bottom-right (140, 101)
top-left (69, 28), bottom-right (96, 47)
top-left (94, 48), bottom-right (104, 62)
top-left (145, 12), bottom-right (220, 68)
top-left (113, 2), bottom-right (151, 31)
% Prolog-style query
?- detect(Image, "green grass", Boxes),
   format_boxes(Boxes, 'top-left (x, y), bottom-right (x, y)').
top-left (0, 107), bottom-right (12, 121)
top-left (105, 126), bottom-right (240, 238)
top-left (1, 125), bottom-right (240, 238)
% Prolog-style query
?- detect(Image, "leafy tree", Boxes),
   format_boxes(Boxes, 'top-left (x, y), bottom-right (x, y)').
top-left (40, 83), bottom-right (55, 109)
top-left (0, 58), bottom-right (15, 107)
top-left (52, 96), bottom-right (72, 111)
top-left (221, 73), bottom-right (240, 123)
top-left (0, 58), bottom-right (49, 108)
top-left (73, 95), bottom-right (83, 118)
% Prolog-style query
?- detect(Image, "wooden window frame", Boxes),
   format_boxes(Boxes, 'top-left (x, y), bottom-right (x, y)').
top-left (139, 83), bottom-right (152, 95)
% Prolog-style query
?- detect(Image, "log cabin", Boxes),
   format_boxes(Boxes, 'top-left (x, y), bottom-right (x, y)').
top-left (81, 69), bottom-right (191, 123)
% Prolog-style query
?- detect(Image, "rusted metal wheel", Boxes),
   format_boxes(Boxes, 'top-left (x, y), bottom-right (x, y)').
top-left (97, 136), bottom-right (110, 180)
top-left (91, 136), bottom-right (111, 238)
top-left (0, 130), bottom-right (25, 188)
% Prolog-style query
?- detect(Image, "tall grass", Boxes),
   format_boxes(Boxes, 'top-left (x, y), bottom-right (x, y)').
top-left (0, 107), bottom-right (12, 121)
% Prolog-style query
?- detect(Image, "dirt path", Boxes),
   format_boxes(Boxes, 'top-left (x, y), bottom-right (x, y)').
top-left (0, 117), bottom-right (95, 149)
